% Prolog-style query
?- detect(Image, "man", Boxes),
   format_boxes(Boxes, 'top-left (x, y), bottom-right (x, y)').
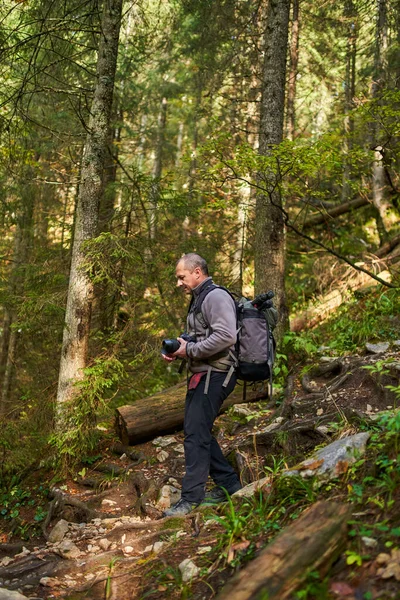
top-left (162, 253), bottom-right (242, 517)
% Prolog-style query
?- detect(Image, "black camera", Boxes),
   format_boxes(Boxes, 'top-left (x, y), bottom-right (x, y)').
top-left (161, 333), bottom-right (196, 355)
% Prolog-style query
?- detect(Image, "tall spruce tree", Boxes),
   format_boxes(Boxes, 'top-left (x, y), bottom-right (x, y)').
top-left (255, 0), bottom-right (291, 342)
top-left (56, 0), bottom-right (123, 411)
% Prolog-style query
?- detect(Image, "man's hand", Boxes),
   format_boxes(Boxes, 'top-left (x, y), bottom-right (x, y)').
top-left (172, 337), bottom-right (188, 358)
top-left (161, 338), bottom-right (188, 362)
top-left (161, 353), bottom-right (176, 363)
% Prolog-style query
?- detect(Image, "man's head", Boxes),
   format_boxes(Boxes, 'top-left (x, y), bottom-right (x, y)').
top-left (176, 253), bottom-right (209, 294)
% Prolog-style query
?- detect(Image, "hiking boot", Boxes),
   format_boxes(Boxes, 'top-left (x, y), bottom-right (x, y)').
top-left (162, 498), bottom-right (199, 517)
top-left (203, 483), bottom-right (242, 505)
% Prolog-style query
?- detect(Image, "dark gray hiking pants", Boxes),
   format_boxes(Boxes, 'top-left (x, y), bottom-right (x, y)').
top-left (181, 371), bottom-right (240, 504)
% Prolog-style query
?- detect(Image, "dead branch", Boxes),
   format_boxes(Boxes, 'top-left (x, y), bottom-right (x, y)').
top-left (303, 196), bottom-right (370, 227)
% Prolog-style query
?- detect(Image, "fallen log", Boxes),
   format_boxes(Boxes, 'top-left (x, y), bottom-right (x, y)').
top-left (303, 196), bottom-right (369, 227)
top-left (217, 500), bottom-right (351, 600)
top-left (115, 381), bottom-right (269, 446)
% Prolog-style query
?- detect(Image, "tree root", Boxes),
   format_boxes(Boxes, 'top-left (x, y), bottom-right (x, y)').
top-left (46, 489), bottom-right (122, 525)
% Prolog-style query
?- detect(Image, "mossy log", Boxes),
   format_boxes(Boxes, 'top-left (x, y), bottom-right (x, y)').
top-left (216, 500), bottom-right (351, 600)
top-left (115, 381), bottom-right (268, 446)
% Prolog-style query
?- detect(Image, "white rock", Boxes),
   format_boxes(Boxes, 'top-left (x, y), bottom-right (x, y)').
top-left (153, 541), bottom-right (164, 553)
top-left (284, 432), bottom-right (371, 482)
top-left (48, 519), bottom-right (70, 543)
top-left (144, 545), bottom-right (153, 553)
top-left (232, 405), bottom-right (254, 417)
top-left (174, 444), bottom-right (185, 453)
top-left (40, 577), bottom-right (61, 587)
top-left (54, 540), bottom-right (82, 559)
top-left (259, 417), bottom-right (284, 434)
top-left (176, 530), bottom-right (187, 538)
top-left (179, 558), bottom-right (200, 582)
top-left (156, 485), bottom-right (181, 510)
top-left (318, 346), bottom-right (331, 353)
top-left (0, 557), bottom-right (13, 567)
top-left (124, 546), bottom-right (134, 554)
top-left (233, 476), bottom-right (271, 498)
top-left (14, 547), bottom-right (30, 560)
top-left (156, 449), bottom-right (169, 462)
top-left (101, 499), bottom-right (117, 506)
top-left (152, 436), bottom-right (177, 447)
top-left (98, 538), bottom-right (111, 551)
top-left (366, 342), bottom-right (390, 354)
top-left (0, 590), bottom-right (31, 600)
top-left (366, 404), bottom-right (373, 412)
top-left (362, 536), bottom-right (378, 548)
top-left (197, 546), bottom-right (212, 555)
top-left (316, 426), bottom-right (329, 434)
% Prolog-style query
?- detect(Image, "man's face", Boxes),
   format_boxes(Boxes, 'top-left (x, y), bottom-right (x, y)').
top-left (176, 261), bottom-right (204, 294)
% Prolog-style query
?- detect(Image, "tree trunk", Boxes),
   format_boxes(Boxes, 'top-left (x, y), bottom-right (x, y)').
top-left (216, 501), bottom-right (351, 600)
top-left (115, 381), bottom-right (269, 445)
top-left (231, 200), bottom-right (247, 296)
top-left (149, 97), bottom-right (167, 240)
top-left (370, 0), bottom-right (390, 242)
top-left (0, 191), bottom-right (34, 415)
top-left (96, 110), bottom-right (122, 333)
top-left (56, 0), bottom-right (123, 409)
top-left (175, 121), bottom-right (184, 168)
top-left (255, 0), bottom-right (290, 344)
top-left (341, 0), bottom-right (357, 202)
top-left (286, 0), bottom-right (300, 141)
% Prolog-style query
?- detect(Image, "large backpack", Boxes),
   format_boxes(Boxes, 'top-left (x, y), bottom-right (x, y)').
top-left (190, 284), bottom-right (278, 396)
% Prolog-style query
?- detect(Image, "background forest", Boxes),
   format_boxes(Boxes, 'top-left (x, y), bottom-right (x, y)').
top-left (0, 0), bottom-right (399, 478)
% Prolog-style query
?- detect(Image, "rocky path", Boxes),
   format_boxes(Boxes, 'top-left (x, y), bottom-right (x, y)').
top-left (1, 347), bottom-right (399, 600)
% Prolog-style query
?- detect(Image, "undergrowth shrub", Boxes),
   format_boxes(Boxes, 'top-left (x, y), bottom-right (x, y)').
top-left (323, 287), bottom-right (400, 353)
top-left (49, 355), bottom-right (125, 473)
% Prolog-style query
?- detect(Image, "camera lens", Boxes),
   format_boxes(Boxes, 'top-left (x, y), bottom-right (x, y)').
top-left (162, 339), bottom-right (181, 354)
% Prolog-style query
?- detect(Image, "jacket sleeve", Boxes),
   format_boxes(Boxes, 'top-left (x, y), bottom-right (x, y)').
top-left (186, 289), bottom-right (236, 359)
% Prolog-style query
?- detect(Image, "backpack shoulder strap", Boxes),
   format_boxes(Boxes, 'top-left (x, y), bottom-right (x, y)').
top-left (189, 283), bottom-right (219, 317)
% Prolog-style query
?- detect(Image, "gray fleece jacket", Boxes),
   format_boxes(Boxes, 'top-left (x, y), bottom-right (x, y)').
top-left (185, 277), bottom-right (237, 374)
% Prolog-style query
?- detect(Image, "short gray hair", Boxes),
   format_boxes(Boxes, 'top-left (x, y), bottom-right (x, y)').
top-left (178, 253), bottom-right (209, 275)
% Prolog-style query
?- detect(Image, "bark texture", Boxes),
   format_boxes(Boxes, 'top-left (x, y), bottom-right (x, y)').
top-left (255, 0), bottom-right (290, 343)
top-left (216, 501), bottom-right (351, 600)
top-left (56, 0), bottom-right (123, 407)
top-left (286, 0), bottom-right (300, 141)
top-left (149, 97), bottom-right (167, 239)
top-left (370, 0), bottom-right (390, 241)
top-left (0, 191), bottom-right (34, 414)
top-left (341, 0), bottom-right (357, 202)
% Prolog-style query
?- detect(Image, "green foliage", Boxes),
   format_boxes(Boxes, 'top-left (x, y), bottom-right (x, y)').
top-left (0, 420), bottom-right (49, 486)
top-left (207, 493), bottom-right (252, 550)
top-left (49, 355), bottom-right (126, 472)
top-left (316, 288), bottom-right (400, 354)
top-left (282, 331), bottom-right (319, 358)
top-left (0, 481), bottom-right (49, 539)
top-left (295, 570), bottom-right (329, 600)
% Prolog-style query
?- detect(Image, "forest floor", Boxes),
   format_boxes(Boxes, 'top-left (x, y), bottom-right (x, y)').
top-left (1, 347), bottom-right (400, 600)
